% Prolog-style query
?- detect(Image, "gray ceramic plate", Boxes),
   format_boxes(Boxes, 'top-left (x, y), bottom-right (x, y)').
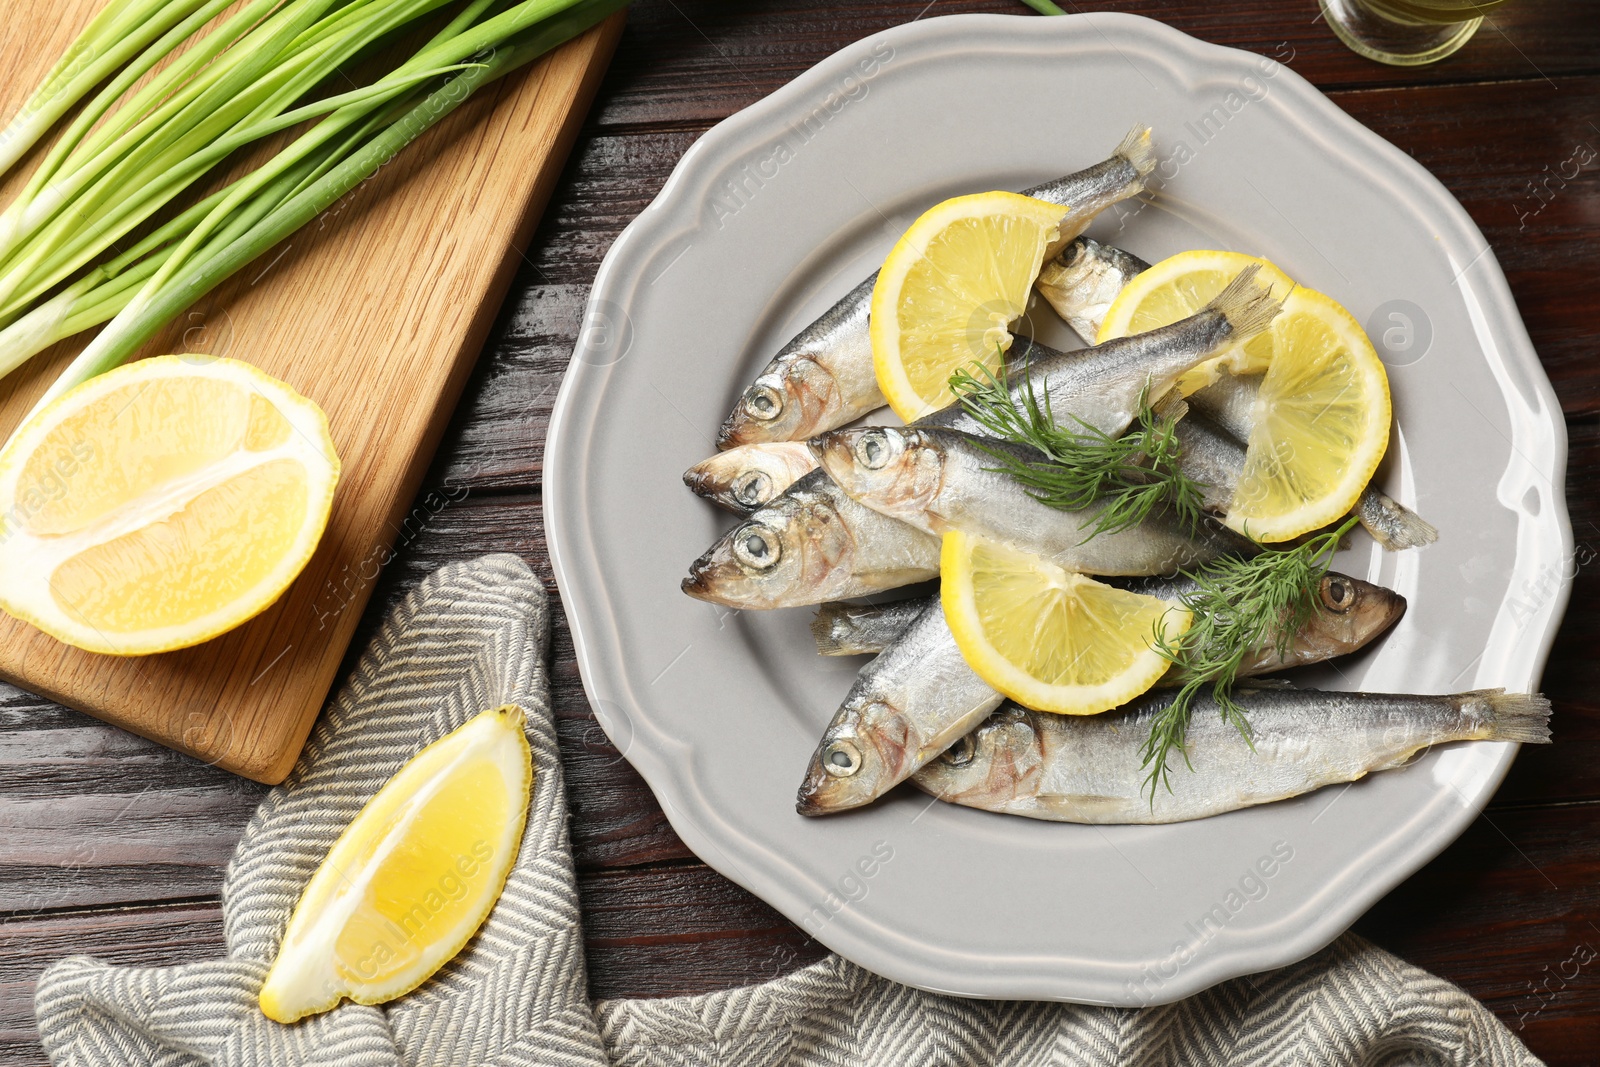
top-left (545, 12), bottom-right (1571, 1004)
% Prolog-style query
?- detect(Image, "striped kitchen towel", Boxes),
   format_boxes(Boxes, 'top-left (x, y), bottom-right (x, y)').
top-left (34, 555), bottom-right (1541, 1066)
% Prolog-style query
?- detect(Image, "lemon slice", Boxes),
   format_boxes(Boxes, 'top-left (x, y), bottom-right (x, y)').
top-left (871, 191), bottom-right (1065, 420)
top-left (940, 530), bottom-right (1189, 715)
top-left (0, 356), bottom-right (339, 655)
top-left (1225, 288), bottom-right (1391, 541)
top-left (259, 705), bottom-right (532, 1023)
top-left (1095, 248), bottom-right (1296, 394)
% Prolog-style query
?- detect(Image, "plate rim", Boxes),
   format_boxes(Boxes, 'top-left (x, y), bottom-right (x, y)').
top-left (545, 10), bottom-right (1573, 1003)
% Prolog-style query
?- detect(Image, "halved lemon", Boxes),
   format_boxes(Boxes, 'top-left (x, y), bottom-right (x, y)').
top-left (1225, 288), bottom-right (1391, 541)
top-left (871, 191), bottom-right (1065, 420)
top-left (259, 705), bottom-right (533, 1023)
top-left (0, 355), bottom-right (340, 655)
top-left (1094, 248), bottom-right (1296, 394)
top-left (0, 356), bottom-right (339, 655)
top-left (940, 530), bottom-right (1189, 715)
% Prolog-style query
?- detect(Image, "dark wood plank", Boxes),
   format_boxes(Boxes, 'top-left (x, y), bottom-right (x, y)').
top-left (593, 0), bottom-right (1600, 129)
top-left (1334, 79), bottom-right (1600, 418)
top-left (1354, 802), bottom-right (1600, 1067)
top-left (0, 690), bottom-right (266, 913)
top-left (580, 865), bottom-right (827, 999)
top-left (0, 903), bottom-right (226, 1067)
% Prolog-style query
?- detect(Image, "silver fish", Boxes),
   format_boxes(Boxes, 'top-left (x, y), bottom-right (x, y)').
top-left (715, 127), bottom-right (1158, 448)
top-left (810, 572), bottom-right (1406, 675)
top-left (796, 600), bottom-right (1004, 815)
top-left (919, 264), bottom-right (1281, 440)
top-left (812, 426), bottom-right (1250, 577)
top-left (1035, 235), bottom-right (1151, 345)
top-left (913, 687), bottom-right (1551, 824)
top-left (684, 443), bottom-right (819, 514)
top-left (681, 469), bottom-right (939, 610)
top-left (1172, 412), bottom-right (1249, 514)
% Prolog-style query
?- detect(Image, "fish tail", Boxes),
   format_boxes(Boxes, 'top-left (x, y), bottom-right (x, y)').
top-left (1205, 264), bottom-right (1283, 347)
top-left (1113, 125), bottom-right (1157, 189)
top-left (1355, 489), bottom-right (1440, 550)
top-left (811, 603), bottom-right (861, 656)
top-left (1467, 689), bottom-right (1553, 744)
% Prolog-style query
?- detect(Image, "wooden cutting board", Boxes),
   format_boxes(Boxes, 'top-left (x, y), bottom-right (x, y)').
top-left (0, 5), bottom-right (624, 783)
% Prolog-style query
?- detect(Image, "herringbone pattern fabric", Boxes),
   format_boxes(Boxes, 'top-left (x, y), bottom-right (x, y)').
top-left (33, 555), bottom-right (1542, 1067)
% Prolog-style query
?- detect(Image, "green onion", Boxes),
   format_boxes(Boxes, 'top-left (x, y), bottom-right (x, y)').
top-left (25, 0), bottom-right (628, 417)
top-left (0, 0), bottom-right (223, 177)
top-left (0, 0), bottom-right (627, 422)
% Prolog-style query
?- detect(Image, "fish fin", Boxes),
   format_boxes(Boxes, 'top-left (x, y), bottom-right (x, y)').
top-left (810, 603), bottom-right (861, 656)
top-left (1356, 490), bottom-right (1441, 550)
top-left (1035, 792), bottom-right (1138, 821)
top-left (1151, 390), bottom-right (1188, 423)
top-left (1472, 689), bottom-right (1554, 744)
top-left (1113, 125), bottom-right (1157, 187)
top-left (1205, 264), bottom-right (1283, 347)
top-left (1235, 677), bottom-right (1297, 690)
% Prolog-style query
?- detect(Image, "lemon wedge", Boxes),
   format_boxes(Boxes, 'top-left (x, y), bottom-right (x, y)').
top-left (871, 191), bottom-right (1065, 420)
top-left (1095, 248), bottom-right (1296, 395)
top-left (0, 355), bottom-right (339, 655)
top-left (1225, 288), bottom-right (1391, 541)
top-left (940, 530), bottom-right (1189, 715)
top-left (259, 705), bottom-right (532, 1023)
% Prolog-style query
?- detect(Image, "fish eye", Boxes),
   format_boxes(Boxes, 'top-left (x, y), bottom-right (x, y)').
top-left (1321, 577), bottom-right (1352, 612)
top-left (944, 734), bottom-right (976, 767)
top-left (823, 740), bottom-right (862, 777)
top-left (732, 524), bottom-right (781, 571)
top-left (854, 429), bottom-right (896, 470)
top-left (1061, 237), bottom-right (1087, 266)
top-left (745, 384), bottom-right (782, 420)
top-left (732, 471), bottom-right (772, 508)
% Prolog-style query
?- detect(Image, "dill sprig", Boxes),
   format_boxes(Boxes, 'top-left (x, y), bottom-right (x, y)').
top-left (1141, 516), bottom-right (1360, 798)
top-left (948, 362), bottom-right (1205, 538)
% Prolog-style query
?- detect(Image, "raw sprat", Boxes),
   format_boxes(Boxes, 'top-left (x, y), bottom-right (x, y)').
top-left (681, 130), bottom-right (1538, 827)
top-left (796, 568), bottom-right (1406, 816)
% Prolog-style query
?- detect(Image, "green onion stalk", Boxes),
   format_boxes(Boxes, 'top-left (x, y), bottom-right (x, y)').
top-left (0, 0), bottom-right (223, 177)
top-left (0, 0), bottom-right (474, 313)
top-left (0, 0), bottom-right (626, 419)
top-left (24, 0), bottom-right (627, 418)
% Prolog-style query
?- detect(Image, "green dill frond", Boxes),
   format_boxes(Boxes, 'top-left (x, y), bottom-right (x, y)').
top-left (1141, 516), bottom-right (1360, 798)
top-left (948, 361), bottom-right (1205, 538)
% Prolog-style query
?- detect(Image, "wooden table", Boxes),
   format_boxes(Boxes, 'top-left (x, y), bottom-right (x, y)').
top-left (2, 1), bottom-right (1597, 1062)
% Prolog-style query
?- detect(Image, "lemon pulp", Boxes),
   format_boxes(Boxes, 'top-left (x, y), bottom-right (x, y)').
top-left (0, 356), bottom-right (339, 655)
top-left (259, 705), bottom-right (533, 1023)
top-left (1226, 289), bottom-right (1391, 541)
top-left (872, 192), bottom-right (1065, 420)
top-left (940, 530), bottom-right (1189, 715)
